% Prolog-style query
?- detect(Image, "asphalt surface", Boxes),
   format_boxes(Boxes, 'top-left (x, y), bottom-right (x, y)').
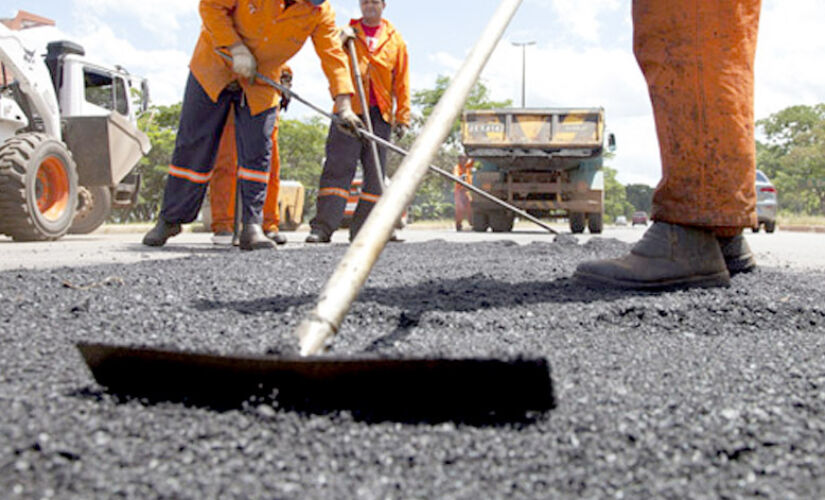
top-left (1, 234), bottom-right (825, 498)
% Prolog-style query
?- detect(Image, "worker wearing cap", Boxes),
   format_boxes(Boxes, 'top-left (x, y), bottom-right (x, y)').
top-left (143, 0), bottom-right (362, 250)
top-left (306, 0), bottom-right (410, 243)
top-left (209, 68), bottom-right (293, 246)
top-left (575, 0), bottom-right (761, 289)
top-left (453, 156), bottom-right (474, 231)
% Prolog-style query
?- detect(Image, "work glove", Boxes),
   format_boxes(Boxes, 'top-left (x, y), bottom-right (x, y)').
top-left (392, 124), bottom-right (409, 142)
top-left (279, 70), bottom-right (293, 111)
top-left (334, 98), bottom-right (365, 138)
top-left (339, 25), bottom-right (356, 46)
top-left (229, 43), bottom-right (256, 80)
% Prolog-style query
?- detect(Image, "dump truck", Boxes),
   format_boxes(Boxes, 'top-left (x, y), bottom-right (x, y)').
top-left (0, 18), bottom-right (150, 240)
top-left (460, 107), bottom-right (613, 234)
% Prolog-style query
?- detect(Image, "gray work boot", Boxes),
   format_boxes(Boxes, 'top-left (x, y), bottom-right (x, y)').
top-left (239, 223), bottom-right (276, 251)
top-left (142, 219), bottom-right (182, 247)
top-left (717, 234), bottom-right (756, 275)
top-left (574, 222), bottom-right (730, 290)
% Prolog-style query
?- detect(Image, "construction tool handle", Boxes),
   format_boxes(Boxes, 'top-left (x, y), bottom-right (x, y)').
top-left (367, 133), bottom-right (558, 234)
top-left (346, 37), bottom-right (384, 195)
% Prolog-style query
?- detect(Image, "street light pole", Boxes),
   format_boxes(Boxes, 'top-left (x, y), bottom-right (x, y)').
top-left (512, 41), bottom-right (535, 107)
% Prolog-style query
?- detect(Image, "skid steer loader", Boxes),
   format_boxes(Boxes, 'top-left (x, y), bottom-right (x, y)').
top-left (0, 23), bottom-right (150, 241)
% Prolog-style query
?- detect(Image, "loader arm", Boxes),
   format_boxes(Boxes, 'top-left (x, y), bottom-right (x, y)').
top-left (0, 23), bottom-right (61, 140)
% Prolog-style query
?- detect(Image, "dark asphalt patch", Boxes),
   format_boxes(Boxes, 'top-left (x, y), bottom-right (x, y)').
top-left (1, 238), bottom-right (824, 498)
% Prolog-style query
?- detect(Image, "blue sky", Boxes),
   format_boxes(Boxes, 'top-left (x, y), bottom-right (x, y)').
top-left (7, 0), bottom-right (825, 186)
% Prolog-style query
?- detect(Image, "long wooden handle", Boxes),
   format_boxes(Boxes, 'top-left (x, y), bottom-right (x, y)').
top-left (295, 0), bottom-right (527, 356)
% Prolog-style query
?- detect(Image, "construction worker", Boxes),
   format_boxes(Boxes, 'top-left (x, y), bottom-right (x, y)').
top-left (209, 68), bottom-right (292, 246)
top-left (306, 0), bottom-right (410, 243)
top-left (143, 0), bottom-right (361, 251)
top-left (575, 0), bottom-right (761, 289)
top-left (453, 155), bottom-right (474, 231)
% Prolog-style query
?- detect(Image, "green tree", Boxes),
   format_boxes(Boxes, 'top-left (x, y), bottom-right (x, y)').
top-left (412, 75), bottom-right (512, 147)
top-left (625, 183), bottom-right (653, 213)
top-left (603, 166), bottom-right (633, 222)
top-left (757, 104), bottom-right (825, 214)
top-left (278, 116), bottom-right (329, 218)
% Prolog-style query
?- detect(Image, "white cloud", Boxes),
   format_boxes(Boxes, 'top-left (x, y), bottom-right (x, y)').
top-left (755, 0), bottom-right (825, 119)
top-left (72, 0), bottom-right (199, 45)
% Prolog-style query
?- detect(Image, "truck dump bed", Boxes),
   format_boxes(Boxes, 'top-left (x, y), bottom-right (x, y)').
top-left (461, 108), bottom-right (605, 170)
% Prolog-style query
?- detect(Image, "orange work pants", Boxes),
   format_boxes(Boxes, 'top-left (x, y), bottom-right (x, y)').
top-left (633, 0), bottom-right (760, 233)
top-left (454, 189), bottom-right (472, 227)
top-left (209, 110), bottom-right (281, 233)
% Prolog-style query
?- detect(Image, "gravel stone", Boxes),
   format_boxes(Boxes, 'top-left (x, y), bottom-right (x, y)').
top-left (1, 238), bottom-right (824, 498)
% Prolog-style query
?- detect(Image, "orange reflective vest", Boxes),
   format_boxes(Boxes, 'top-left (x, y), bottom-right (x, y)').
top-left (193, 0), bottom-right (354, 116)
top-left (346, 18), bottom-right (410, 126)
top-left (453, 159), bottom-right (474, 193)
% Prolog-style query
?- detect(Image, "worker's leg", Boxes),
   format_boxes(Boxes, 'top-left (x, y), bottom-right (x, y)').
top-left (144, 74), bottom-right (232, 247)
top-left (454, 190), bottom-right (465, 231)
top-left (209, 110), bottom-right (237, 234)
top-left (263, 119), bottom-right (281, 233)
top-left (350, 107), bottom-right (391, 239)
top-left (233, 103), bottom-right (277, 224)
top-left (635, 0), bottom-right (760, 232)
top-left (308, 123), bottom-right (361, 239)
top-left (574, 0), bottom-right (761, 289)
top-left (233, 100), bottom-right (278, 250)
top-left (455, 190), bottom-right (471, 230)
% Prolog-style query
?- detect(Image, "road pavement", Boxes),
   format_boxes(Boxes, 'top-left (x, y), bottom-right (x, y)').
top-left (1, 223), bottom-right (823, 271)
top-left (2, 222), bottom-right (825, 498)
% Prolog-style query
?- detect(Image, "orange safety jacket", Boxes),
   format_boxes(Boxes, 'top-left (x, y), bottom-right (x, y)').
top-left (193, 0), bottom-right (354, 116)
top-left (345, 18), bottom-right (410, 126)
top-left (453, 159), bottom-right (474, 193)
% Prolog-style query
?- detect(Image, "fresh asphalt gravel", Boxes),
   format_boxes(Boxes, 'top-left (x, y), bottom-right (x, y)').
top-left (1, 236), bottom-right (824, 499)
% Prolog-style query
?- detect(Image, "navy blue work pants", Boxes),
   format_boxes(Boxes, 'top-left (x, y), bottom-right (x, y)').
top-left (160, 74), bottom-right (277, 225)
top-left (310, 106), bottom-right (390, 237)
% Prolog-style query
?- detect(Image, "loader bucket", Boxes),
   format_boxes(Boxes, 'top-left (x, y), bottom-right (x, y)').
top-left (77, 343), bottom-right (554, 423)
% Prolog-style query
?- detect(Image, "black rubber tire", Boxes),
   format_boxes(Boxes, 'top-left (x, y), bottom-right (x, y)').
top-left (764, 220), bottom-right (776, 233)
top-left (489, 211), bottom-right (514, 232)
top-left (69, 185), bottom-right (111, 234)
top-left (569, 212), bottom-right (586, 234)
top-left (751, 225), bottom-right (760, 233)
top-left (0, 133), bottom-right (78, 241)
top-left (587, 212), bottom-right (603, 234)
top-left (471, 210), bottom-right (489, 232)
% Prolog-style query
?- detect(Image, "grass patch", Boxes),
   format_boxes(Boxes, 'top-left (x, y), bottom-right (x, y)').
top-left (778, 213), bottom-right (825, 227)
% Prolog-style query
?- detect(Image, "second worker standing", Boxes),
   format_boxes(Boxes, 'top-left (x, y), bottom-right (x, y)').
top-left (306, 0), bottom-right (411, 243)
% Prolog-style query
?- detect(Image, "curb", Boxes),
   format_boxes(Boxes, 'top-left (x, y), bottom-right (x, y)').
top-left (778, 225), bottom-right (825, 233)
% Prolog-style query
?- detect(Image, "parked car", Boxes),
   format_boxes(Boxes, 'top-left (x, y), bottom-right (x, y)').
top-left (753, 170), bottom-right (777, 233)
top-left (615, 215), bottom-right (628, 226)
top-left (631, 211), bottom-right (648, 226)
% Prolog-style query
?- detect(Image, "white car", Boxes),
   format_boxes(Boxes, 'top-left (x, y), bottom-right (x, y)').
top-left (615, 215), bottom-right (627, 226)
top-left (754, 170), bottom-right (777, 233)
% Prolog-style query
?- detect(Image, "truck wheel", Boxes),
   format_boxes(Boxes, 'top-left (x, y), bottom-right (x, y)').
top-left (764, 220), bottom-right (776, 233)
top-left (0, 133), bottom-right (78, 241)
top-left (69, 185), bottom-right (111, 234)
top-left (569, 212), bottom-right (586, 234)
top-left (471, 210), bottom-right (489, 232)
top-left (587, 213), bottom-right (603, 234)
top-left (489, 211), bottom-right (514, 232)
